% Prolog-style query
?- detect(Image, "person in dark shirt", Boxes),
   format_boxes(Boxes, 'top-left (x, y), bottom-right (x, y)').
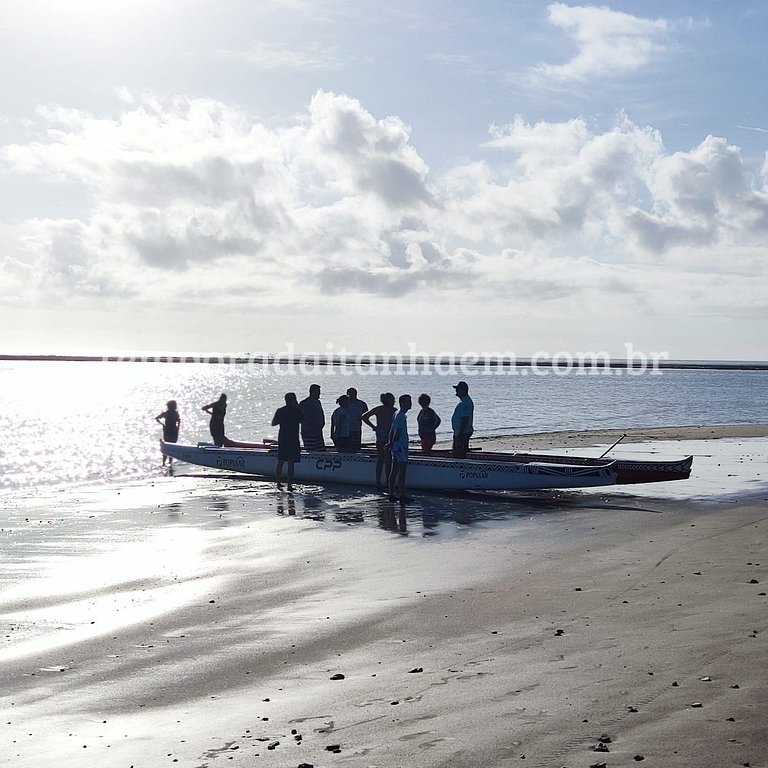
top-left (345, 387), bottom-right (369, 452)
top-left (416, 393), bottom-right (441, 453)
top-left (155, 399), bottom-right (181, 465)
top-left (202, 393), bottom-right (227, 447)
top-left (299, 383), bottom-right (325, 451)
top-left (272, 392), bottom-right (305, 491)
top-left (331, 394), bottom-right (352, 452)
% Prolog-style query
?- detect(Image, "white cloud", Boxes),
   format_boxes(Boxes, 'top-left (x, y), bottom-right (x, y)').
top-left (627, 135), bottom-right (768, 251)
top-left (446, 113), bottom-right (663, 249)
top-left (425, 52), bottom-right (472, 65)
top-left (531, 3), bottom-right (669, 84)
top-left (219, 39), bottom-right (342, 70)
top-left (2, 92), bottom-right (767, 328)
top-left (1, 91), bottom-right (440, 306)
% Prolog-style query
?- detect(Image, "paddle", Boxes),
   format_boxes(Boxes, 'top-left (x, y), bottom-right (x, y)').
top-left (599, 433), bottom-right (627, 458)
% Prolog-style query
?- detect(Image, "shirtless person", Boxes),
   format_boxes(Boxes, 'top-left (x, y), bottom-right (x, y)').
top-left (362, 392), bottom-right (397, 490)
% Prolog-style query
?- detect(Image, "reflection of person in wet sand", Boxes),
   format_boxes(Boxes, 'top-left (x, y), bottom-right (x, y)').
top-left (202, 393), bottom-right (227, 447)
top-left (377, 496), bottom-right (407, 532)
top-left (276, 495), bottom-right (297, 517)
top-left (271, 392), bottom-right (304, 491)
top-left (155, 399), bottom-right (180, 465)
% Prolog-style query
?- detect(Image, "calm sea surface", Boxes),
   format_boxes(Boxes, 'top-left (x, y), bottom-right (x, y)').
top-left (1, 360), bottom-right (767, 494)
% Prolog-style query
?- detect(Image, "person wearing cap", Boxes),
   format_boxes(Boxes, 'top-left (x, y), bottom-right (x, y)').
top-left (299, 383), bottom-right (325, 451)
top-left (451, 381), bottom-right (474, 458)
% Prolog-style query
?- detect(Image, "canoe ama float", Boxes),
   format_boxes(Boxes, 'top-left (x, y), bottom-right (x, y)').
top-left (462, 449), bottom-right (693, 485)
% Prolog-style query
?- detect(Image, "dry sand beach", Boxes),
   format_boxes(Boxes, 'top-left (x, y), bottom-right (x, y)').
top-left (1, 425), bottom-right (766, 768)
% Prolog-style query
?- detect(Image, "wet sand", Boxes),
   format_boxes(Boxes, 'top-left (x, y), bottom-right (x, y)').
top-left (0, 426), bottom-right (767, 767)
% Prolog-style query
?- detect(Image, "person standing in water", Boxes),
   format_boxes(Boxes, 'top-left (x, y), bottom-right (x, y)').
top-left (155, 399), bottom-right (181, 465)
top-left (202, 393), bottom-right (227, 447)
top-left (271, 392), bottom-right (304, 491)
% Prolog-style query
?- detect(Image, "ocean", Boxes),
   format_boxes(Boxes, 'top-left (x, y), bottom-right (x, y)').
top-left (3, 359), bottom-right (767, 768)
top-left (1, 358), bottom-right (767, 495)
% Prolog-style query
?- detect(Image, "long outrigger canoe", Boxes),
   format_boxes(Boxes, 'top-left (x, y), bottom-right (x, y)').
top-left (160, 441), bottom-right (692, 491)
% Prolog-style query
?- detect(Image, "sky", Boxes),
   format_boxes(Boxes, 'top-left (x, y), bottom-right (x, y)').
top-left (1, 0), bottom-right (767, 360)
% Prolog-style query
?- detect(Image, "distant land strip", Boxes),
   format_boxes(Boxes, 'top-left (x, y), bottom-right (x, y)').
top-left (2, 354), bottom-right (768, 371)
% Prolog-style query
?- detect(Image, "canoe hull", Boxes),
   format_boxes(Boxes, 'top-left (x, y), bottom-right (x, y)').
top-left (161, 442), bottom-right (618, 491)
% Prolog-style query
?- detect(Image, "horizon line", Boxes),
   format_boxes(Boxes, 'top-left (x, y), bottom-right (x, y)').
top-left (2, 353), bottom-right (768, 371)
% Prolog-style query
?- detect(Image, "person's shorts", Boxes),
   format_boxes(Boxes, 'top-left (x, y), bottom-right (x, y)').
top-left (333, 437), bottom-right (352, 452)
top-left (452, 433), bottom-right (471, 458)
top-left (302, 433), bottom-right (326, 451)
top-left (277, 440), bottom-right (301, 463)
top-left (391, 444), bottom-right (409, 464)
top-left (211, 423), bottom-right (225, 447)
top-left (420, 433), bottom-right (436, 453)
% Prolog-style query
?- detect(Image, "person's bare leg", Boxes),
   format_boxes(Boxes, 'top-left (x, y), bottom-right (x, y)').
top-left (287, 461), bottom-right (295, 491)
top-left (388, 460), bottom-right (398, 500)
top-left (397, 464), bottom-right (408, 501)
top-left (275, 460), bottom-right (284, 489)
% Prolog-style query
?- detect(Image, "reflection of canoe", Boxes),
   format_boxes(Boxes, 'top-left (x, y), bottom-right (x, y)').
top-left (428, 449), bottom-right (694, 485)
top-left (161, 442), bottom-right (618, 491)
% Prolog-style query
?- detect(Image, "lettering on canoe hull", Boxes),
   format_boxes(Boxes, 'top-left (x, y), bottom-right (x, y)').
top-left (316, 458), bottom-right (343, 471)
top-left (459, 470), bottom-right (489, 480)
top-left (216, 456), bottom-right (246, 469)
